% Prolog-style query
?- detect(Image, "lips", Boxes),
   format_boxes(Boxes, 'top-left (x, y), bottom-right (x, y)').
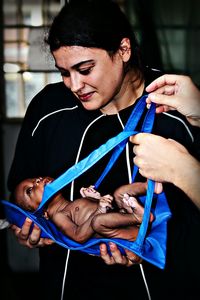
top-left (78, 92), bottom-right (94, 101)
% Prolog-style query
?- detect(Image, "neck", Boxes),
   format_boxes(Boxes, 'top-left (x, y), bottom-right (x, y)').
top-left (100, 70), bottom-right (144, 115)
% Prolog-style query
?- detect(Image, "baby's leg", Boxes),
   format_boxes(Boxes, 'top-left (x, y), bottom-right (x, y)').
top-left (92, 211), bottom-right (140, 241)
top-left (80, 185), bottom-right (101, 199)
top-left (123, 193), bottom-right (154, 223)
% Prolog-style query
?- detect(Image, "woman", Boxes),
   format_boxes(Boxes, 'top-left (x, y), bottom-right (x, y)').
top-left (8, 1), bottom-right (200, 299)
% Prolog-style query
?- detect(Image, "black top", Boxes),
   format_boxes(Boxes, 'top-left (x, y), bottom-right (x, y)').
top-left (8, 69), bottom-right (200, 300)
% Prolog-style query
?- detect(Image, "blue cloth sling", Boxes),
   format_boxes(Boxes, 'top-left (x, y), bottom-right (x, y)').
top-left (1, 95), bottom-right (172, 269)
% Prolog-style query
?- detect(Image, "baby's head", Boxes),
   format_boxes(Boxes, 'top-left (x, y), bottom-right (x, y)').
top-left (14, 177), bottom-right (53, 212)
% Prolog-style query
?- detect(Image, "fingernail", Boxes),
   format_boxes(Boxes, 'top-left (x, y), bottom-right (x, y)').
top-left (146, 103), bottom-right (151, 109)
top-left (149, 93), bottom-right (156, 100)
top-left (25, 217), bottom-right (32, 224)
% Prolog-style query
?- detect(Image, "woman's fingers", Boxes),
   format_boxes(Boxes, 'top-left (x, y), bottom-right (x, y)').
top-left (10, 218), bottom-right (54, 248)
top-left (124, 248), bottom-right (143, 264)
top-left (100, 243), bottom-right (142, 267)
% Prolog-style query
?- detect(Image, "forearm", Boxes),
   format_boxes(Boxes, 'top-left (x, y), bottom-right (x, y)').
top-left (186, 117), bottom-right (200, 128)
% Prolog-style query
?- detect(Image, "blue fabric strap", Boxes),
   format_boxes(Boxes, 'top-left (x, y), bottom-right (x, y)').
top-left (135, 179), bottom-right (155, 247)
top-left (95, 95), bottom-right (155, 188)
top-left (94, 95), bottom-right (147, 189)
top-left (132, 101), bottom-right (156, 181)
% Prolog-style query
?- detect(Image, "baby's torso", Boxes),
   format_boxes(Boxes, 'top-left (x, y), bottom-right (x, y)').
top-left (54, 198), bottom-right (99, 226)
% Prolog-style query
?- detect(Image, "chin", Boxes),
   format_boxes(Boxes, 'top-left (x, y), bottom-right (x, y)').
top-left (81, 102), bottom-right (101, 111)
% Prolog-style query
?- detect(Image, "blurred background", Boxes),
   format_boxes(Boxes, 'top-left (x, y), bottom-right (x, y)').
top-left (0, 0), bottom-right (199, 299)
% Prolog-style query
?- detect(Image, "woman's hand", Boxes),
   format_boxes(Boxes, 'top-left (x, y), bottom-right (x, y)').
top-left (146, 74), bottom-right (200, 127)
top-left (100, 242), bottom-right (142, 267)
top-left (130, 133), bottom-right (189, 183)
top-left (11, 217), bottom-right (54, 248)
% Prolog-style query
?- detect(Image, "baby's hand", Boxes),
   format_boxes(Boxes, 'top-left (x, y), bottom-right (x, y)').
top-left (98, 195), bottom-right (113, 213)
top-left (80, 185), bottom-right (101, 199)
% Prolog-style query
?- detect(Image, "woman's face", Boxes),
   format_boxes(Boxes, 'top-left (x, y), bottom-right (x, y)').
top-left (52, 45), bottom-right (129, 111)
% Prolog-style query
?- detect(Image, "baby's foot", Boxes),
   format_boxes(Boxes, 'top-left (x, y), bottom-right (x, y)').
top-left (123, 193), bottom-right (138, 207)
top-left (122, 193), bottom-right (146, 223)
top-left (80, 185), bottom-right (101, 199)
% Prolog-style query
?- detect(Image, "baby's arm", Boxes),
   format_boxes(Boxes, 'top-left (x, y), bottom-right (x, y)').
top-left (80, 186), bottom-right (114, 212)
top-left (52, 211), bottom-right (98, 244)
top-left (98, 194), bottom-right (113, 213)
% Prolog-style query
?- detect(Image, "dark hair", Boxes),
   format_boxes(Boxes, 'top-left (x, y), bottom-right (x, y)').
top-left (46, 0), bottom-right (143, 72)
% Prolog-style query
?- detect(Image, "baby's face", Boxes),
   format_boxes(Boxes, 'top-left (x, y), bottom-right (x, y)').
top-left (15, 177), bottom-right (53, 211)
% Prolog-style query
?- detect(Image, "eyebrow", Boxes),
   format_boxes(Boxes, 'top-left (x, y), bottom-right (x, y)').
top-left (55, 59), bottom-right (95, 71)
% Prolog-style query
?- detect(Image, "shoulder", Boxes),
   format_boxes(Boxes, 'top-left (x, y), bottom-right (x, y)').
top-left (27, 81), bottom-right (78, 115)
top-left (143, 66), bottom-right (163, 87)
top-left (22, 82), bottom-right (98, 136)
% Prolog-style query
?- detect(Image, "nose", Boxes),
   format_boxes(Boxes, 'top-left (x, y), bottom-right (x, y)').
top-left (64, 73), bottom-right (85, 93)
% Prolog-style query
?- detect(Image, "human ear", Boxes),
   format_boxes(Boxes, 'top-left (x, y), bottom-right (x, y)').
top-left (119, 38), bottom-right (131, 62)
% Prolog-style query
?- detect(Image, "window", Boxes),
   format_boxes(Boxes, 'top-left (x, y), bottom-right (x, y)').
top-left (3, 0), bottom-right (62, 118)
top-left (125, 0), bottom-right (200, 85)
